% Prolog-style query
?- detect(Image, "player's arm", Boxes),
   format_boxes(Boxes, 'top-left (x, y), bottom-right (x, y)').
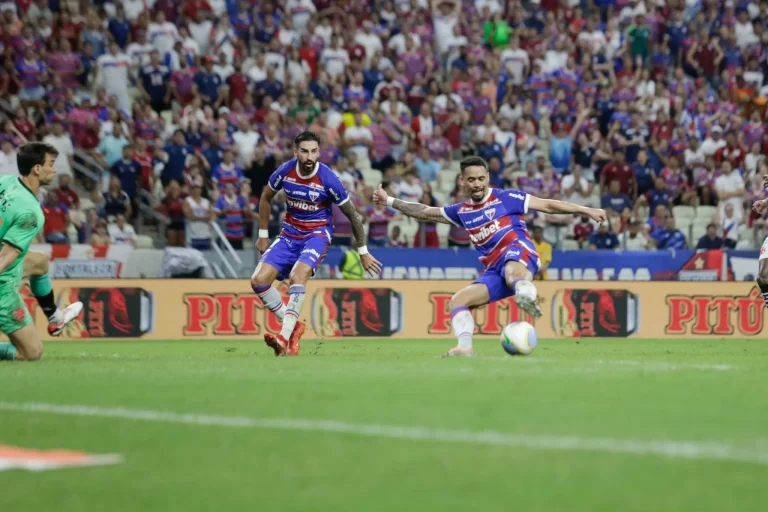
top-left (0, 243), bottom-right (21, 275)
top-left (373, 184), bottom-right (452, 224)
top-left (528, 195), bottom-right (607, 223)
top-left (258, 185), bottom-right (275, 238)
top-left (339, 199), bottom-right (369, 248)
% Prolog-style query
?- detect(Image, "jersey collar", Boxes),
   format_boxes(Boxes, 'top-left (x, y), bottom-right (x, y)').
top-left (17, 177), bottom-right (37, 200)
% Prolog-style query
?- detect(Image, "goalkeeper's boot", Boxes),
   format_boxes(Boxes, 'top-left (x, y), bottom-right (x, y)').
top-left (264, 333), bottom-right (288, 356)
top-left (48, 302), bottom-right (84, 337)
top-left (286, 321), bottom-right (305, 356)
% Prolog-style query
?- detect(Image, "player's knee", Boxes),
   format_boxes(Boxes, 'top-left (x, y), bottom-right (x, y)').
top-left (758, 271), bottom-right (768, 286)
top-left (21, 345), bottom-right (43, 361)
top-left (449, 292), bottom-right (469, 311)
top-left (250, 269), bottom-right (270, 289)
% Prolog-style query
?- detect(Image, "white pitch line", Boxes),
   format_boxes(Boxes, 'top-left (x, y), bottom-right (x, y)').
top-left (1, 402), bottom-right (766, 467)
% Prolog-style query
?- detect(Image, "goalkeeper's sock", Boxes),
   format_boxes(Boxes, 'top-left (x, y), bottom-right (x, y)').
top-left (280, 284), bottom-right (306, 339)
top-left (759, 281), bottom-right (768, 308)
top-left (30, 273), bottom-right (59, 322)
top-left (451, 306), bottom-right (474, 350)
top-left (0, 342), bottom-right (17, 361)
top-left (253, 284), bottom-right (286, 321)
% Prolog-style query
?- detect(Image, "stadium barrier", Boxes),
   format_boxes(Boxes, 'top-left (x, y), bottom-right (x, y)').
top-left (27, 280), bottom-right (765, 340)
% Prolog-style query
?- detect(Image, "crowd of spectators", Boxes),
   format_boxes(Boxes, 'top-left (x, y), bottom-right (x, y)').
top-left (0, 0), bottom-right (767, 252)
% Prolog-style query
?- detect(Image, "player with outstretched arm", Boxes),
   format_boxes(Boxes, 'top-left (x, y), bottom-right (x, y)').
top-left (373, 156), bottom-right (606, 356)
top-left (252, 132), bottom-right (381, 356)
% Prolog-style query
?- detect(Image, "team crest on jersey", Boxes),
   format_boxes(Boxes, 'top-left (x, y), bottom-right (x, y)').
top-left (308, 190), bottom-right (320, 202)
top-left (484, 208), bottom-right (496, 221)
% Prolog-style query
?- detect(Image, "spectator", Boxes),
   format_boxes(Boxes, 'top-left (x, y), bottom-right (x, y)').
top-left (211, 149), bottom-right (245, 191)
top-left (624, 221), bottom-right (652, 250)
top-left (365, 202), bottom-right (399, 248)
top-left (194, 56), bottom-right (224, 108)
top-left (717, 203), bottom-right (743, 249)
top-left (0, 141), bottom-right (18, 176)
top-left (715, 160), bottom-right (746, 219)
top-left (214, 182), bottom-right (249, 250)
top-left (396, 170), bottom-right (423, 203)
top-left (697, 223), bottom-right (725, 250)
top-left (41, 190), bottom-right (70, 244)
top-left (138, 50), bottom-right (172, 114)
top-left (110, 145), bottom-right (142, 204)
top-left (183, 183), bottom-right (213, 251)
top-left (700, 125), bottom-right (726, 157)
top-left (41, 121), bottom-right (74, 178)
top-left (414, 146), bottom-right (440, 186)
top-left (343, 113), bottom-right (374, 162)
top-left (108, 214), bottom-right (137, 245)
top-left (97, 121), bottom-right (130, 170)
top-left (652, 216), bottom-right (687, 250)
top-left (96, 42), bottom-right (131, 112)
top-left (91, 219), bottom-right (111, 246)
top-left (161, 130), bottom-right (195, 186)
top-left (600, 150), bottom-right (636, 198)
top-left (390, 225), bottom-right (408, 248)
top-left (103, 175), bottom-right (133, 220)
top-left (531, 226), bottom-right (552, 280)
top-left (413, 183), bottom-right (440, 248)
top-left (561, 165), bottom-right (594, 207)
top-left (589, 223), bottom-right (620, 251)
top-left (601, 180), bottom-right (633, 220)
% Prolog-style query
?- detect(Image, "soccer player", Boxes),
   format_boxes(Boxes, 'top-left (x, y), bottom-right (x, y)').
top-left (0, 143), bottom-right (84, 362)
top-left (752, 174), bottom-right (768, 307)
top-left (373, 156), bottom-right (606, 356)
top-left (253, 132), bottom-right (381, 356)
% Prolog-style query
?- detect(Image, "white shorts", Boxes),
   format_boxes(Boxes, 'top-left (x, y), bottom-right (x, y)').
top-left (760, 237), bottom-right (768, 261)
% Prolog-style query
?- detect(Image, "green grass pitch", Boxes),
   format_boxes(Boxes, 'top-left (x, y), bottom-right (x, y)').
top-left (1, 338), bottom-right (768, 511)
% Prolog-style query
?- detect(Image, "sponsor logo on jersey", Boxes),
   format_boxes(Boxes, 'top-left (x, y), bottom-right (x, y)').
top-left (290, 190), bottom-right (307, 197)
top-left (273, 175), bottom-right (283, 188)
top-left (329, 188), bottom-right (340, 201)
top-left (469, 219), bottom-right (501, 243)
top-left (309, 190), bottom-right (320, 201)
top-left (286, 198), bottom-right (320, 211)
top-left (509, 192), bottom-right (525, 201)
top-left (484, 208), bottom-right (496, 221)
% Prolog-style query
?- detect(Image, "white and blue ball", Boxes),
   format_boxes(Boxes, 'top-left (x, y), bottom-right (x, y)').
top-left (500, 321), bottom-right (538, 356)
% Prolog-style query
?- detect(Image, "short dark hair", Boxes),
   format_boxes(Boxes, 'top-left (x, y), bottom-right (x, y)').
top-left (460, 156), bottom-right (488, 173)
top-left (17, 142), bottom-right (58, 177)
top-left (294, 131), bottom-right (320, 147)
top-left (707, 223), bottom-right (717, 230)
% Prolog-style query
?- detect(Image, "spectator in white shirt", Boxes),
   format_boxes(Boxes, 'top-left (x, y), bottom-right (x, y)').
top-left (499, 36), bottom-right (529, 85)
top-left (700, 125), bottom-right (727, 157)
top-left (561, 165), bottom-right (594, 207)
top-left (343, 114), bottom-right (373, 162)
top-left (714, 160), bottom-right (746, 218)
top-left (320, 36), bottom-right (349, 78)
top-left (108, 214), bottom-right (137, 245)
top-left (147, 11), bottom-right (179, 57)
top-left (354, 20), bottom-right (383, 66)
top-left (0, 140), bottom-right (18, 176)
top-left (717, 202), bottom-right (742, 249)
top-left (285, 0), bottom-right (317, 34)
top-left (232, 119), bottom-right (260, 167)
top-left (188, 10), bottom-right (213, 56)
top-left (683, 137), bottom-right (705, 168)
top-left (42, 120), bottom-right (75, 179)
top-left (96, 42), bottom-right (132, 112)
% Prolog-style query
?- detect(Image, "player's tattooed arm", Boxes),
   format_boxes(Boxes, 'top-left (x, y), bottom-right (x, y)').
top-left (390, 199), bottom-right (453, 224)
top-left (339, 199), bottom-right (368, 246)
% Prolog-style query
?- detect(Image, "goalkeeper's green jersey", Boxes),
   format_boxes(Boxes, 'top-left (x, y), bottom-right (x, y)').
top-left (0, 175), bottom-right (45, 290)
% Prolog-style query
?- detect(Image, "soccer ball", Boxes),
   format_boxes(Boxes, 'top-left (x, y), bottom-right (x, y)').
top-left (500, 322), bottom-right (538, 356)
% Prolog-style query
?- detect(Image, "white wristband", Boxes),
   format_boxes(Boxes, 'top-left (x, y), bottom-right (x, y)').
top-left (357, 245), bottom-right (369, 255)
top-left (386, 197), bottom-right (394, 207)
top-left (258, 229), bottom-right (269, 239)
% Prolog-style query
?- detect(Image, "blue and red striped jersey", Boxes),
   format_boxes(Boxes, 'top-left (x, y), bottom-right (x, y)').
top-left (268, 159), bottom-right (349, 239)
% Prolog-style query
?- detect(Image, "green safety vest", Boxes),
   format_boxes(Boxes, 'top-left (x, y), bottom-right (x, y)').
top-left (342, 251), bottom-right (365, 280)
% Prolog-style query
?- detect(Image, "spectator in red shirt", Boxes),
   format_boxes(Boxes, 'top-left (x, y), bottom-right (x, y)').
top-left (42, 191), bottom-right (70, 244)
top-left (52, 174), bottom-right (80, 210)
top-left (714, 131), bottom-right (746, 169)
top-left (572, 216), bottom-right (596, 249)
top-left (182, 0), bottom-right (213, 21)
top-left (13, 107), bottom-right (35, 140)
top-left (600, 150), bottom-right (636, 198)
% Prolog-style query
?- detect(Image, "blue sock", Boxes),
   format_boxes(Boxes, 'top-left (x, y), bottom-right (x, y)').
top-left (0, 342), bottom-right (17, 361)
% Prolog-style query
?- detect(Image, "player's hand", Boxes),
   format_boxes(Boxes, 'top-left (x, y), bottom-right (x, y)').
top-left (361, 253), bottom-right (382, 277)
top-left (587, 208), bottom-right (608, 225)
top-left (373, 184), bottom-right (389, 206)
top-left (256, 237), bottom-right (270, 253)
top-left (753, 199), bottom-right (768, 215)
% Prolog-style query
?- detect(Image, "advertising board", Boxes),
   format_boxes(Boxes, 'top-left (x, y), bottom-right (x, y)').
top-left (23, 280), bottom-right (766, 341)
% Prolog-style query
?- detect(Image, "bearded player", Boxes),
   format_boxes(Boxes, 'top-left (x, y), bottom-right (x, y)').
top-left (0, 142), bottom-right (83, 362)
top-left (752, 173), bottom-right (768, 306)
top-left (373, 156), bottom-right (606, 356)
top-left (252, 132), bottom-right (381, 356)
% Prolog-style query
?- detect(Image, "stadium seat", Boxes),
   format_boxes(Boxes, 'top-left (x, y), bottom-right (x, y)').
top-left (399, 219), bottom-right (419, 246)
top-left (561, 239), bottom-right (580, 251)
top-left (440, 169), bottom-right (459, 194)
top-left (134, 235), bottom-right (154, 249)
top-left (672, 205), bottom-right (695, 221)
top-left (696, 205), bottom-right (718, 221)
top-left (676, 217), bottom-right (693, 232)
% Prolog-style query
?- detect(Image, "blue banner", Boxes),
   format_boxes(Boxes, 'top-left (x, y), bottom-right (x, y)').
top-left (324, 248), bottom-right (760, 281)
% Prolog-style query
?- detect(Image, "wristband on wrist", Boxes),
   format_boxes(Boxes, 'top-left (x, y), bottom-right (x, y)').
top-left (357, 245), bottom-right (369, 255)
top-left (386, 197), bottom-right (394, 207)
top-left (258, 229), bottom-right (269, 239)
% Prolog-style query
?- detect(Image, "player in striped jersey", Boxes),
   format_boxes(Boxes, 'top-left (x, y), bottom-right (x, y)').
top-left (252, 132), bottom-right (382, 356)
top-left (374, 156), bottom-right (606, 357)
top-left (753, 174), bottom-right (768, 308)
